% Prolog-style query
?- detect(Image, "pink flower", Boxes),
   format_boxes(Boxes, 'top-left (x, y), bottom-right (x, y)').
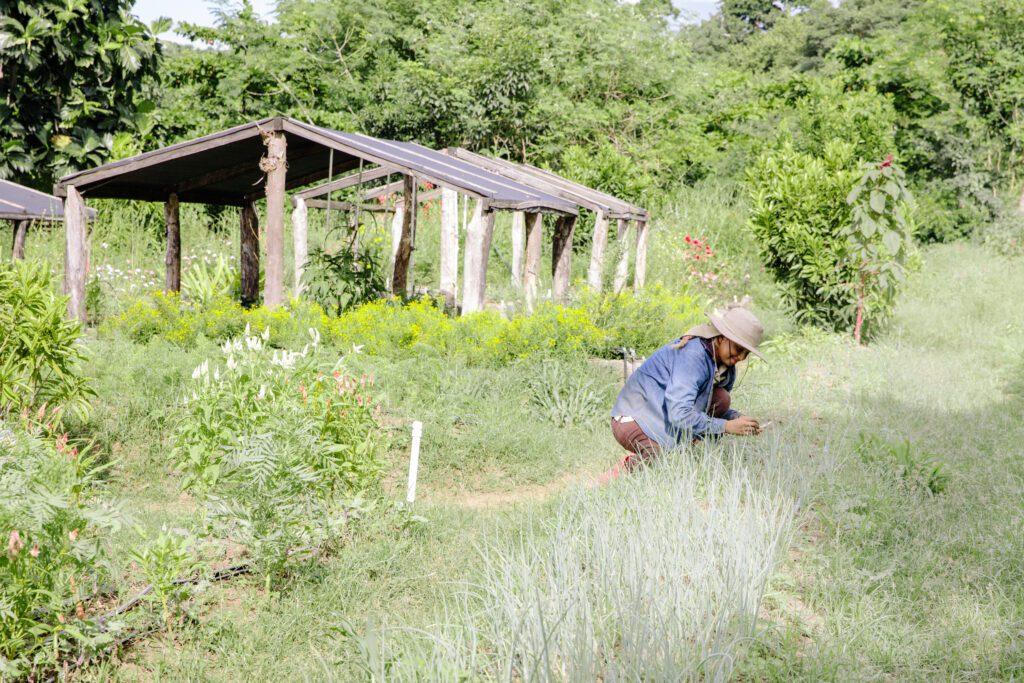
top-left (69, 529), bottom-right (79, 542)
top-left (684, 235), bottom-right (692, 243)
top-left (30, 543), bottom-right (39, 558)
top-left (881, 153), bottom-right (893, 168)
top-left (7, 530), bottom-right (23, 560)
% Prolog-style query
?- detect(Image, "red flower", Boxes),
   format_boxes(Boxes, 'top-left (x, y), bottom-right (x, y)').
top-left (684, 235), bottom-right (692, 243)
top-left (880, 153), bottom-right (893, 168)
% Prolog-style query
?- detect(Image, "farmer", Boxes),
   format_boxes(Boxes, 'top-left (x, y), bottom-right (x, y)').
top-left (602, 302), bottom-right (765, 480)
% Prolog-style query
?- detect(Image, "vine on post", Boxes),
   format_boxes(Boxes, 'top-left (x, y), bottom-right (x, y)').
top-left (845, 154), bottom-right (915, 344)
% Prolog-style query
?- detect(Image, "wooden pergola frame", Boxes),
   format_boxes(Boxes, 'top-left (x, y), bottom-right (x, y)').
top-left (53, 117), bottom-right (576, 320)
top-left (1, 179), bottom-right (95, 263)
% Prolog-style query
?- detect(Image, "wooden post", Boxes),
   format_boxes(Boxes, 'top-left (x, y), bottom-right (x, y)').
top-left (440, 188), bottom-right (459, 307)
top-left (164, 193), bottom-right (181, 293)
top-left (261, 130), bottom-right (287, 307)
top-left (523, 212), bottom-right (543, 313)
top-left (11, 220), bottom-right (28, 261)
top-left (551, 214), bottom-right (576, 302)
top-left (240, 201), bottom-right (260, 308)
top-left (634, 219), bottom-right (649, 290)
top-left (391, 174), bottom-right (415, 297)
top-left (612, 218), bottom-right (632, 294)
top-left (587, 211), bottom-right (610, 293)
top-left (292, 197), bottom-right (308, 297)
top-left (388, 204), bottom-right (404, 294)
top-left (511, 211), bottom-right (526, 290)
top-left (63, 185), bottom-right (87, 321)
top-left (461, 200), bottom-right (496, 315)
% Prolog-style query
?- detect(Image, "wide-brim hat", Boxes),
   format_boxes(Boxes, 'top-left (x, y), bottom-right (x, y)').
top-left (707, 306), bottom-right (766, 362)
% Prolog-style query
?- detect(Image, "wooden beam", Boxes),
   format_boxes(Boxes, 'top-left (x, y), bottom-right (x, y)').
top-left (634, 219), bottom-right (649, 291)
top-left (587, 211), bottom-right (610, 293)
top-left (511, 211), bottom-right (525, 290)
top-left (292, 197), bottom-right (308, 297)
top-left (440, 188), bottom-right (459, 307)
top-left (613, 218), bottom-right (631, 294)
top-left (551, 215), bottom-right (576, 302)
top-left (63, 186), bottom-right (87, 321)
top-left (164, 193), bottom-right (181, 293)
top-left (240, 201), bottom-right (260, 308)
top-left (261, 130), bottom-right (287, 307)
top-left (461, 200), bottom-right (496, 315)
top-left (523, 212), bottom-right (543, 313)
top-left (387, 204), bottom-right (404, 294)
top-left (168, 158), bottom-right (261, 195)
top-left (293, 165), bottom-right (394, 200)
top-left (11, 219), bottom-right (28, 261)
top-left (391, 175), bottom-right (416, 296)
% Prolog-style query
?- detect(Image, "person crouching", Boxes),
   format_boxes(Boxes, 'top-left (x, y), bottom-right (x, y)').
top-left (601, 303), bottom-right (765, 481)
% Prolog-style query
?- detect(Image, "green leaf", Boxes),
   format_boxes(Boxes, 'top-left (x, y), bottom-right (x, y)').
top-left (882, 230), bottom-right (901, 255)
top-left (870, 191), bottom-right (886, 213)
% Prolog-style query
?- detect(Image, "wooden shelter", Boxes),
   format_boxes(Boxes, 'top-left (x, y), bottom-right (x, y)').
top-left (445, 149), bottom-right (651, 303)
top-left (1, 179), bottom-right (95, 262)
top-left (54, 117), bottom-right (575, 321)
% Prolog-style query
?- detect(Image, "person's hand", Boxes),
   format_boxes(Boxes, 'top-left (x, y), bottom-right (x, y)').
top-left (725, 415), bottom-right (761, 436)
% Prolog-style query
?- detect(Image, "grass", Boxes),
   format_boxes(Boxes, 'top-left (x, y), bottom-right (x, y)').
top-left (31, 209), bottom-right (1024, 680)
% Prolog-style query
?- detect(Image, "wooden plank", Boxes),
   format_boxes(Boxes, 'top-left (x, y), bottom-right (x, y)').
top-left (63, 186), bottom-right (88, 321)
top-left (634, 219), bottom-right (649, 290)
top-left (511, 211), bottom-right (525, 290)
top-left (439, 188), bottom-right (459, 307)
top-left (293, 165), bottom-right (394, 199)
top-left (461, 200), bottom-right (497, 315)
top-left (551, 215), bottom-right (576, 302)
top-left (523, 212), bottom-right (543, 313)
top-left (587, 211), bottom-right (610, 293)
top-left (168, 158), bottom-right (261, 195)
top-left (391, 175), bottom-right (416, 296)
top-left (613, 218), bottom-right (631, 294)
top-left (11, 219), bottom-right (28, 260)
top-left (292, 197), bottom-right (308, 297)
top-left (261, 130), bottom-right (287, 307)
top-left (164, 193), bottom-right (181, 293)
top-left (240, 201), bottom-right (260, 308)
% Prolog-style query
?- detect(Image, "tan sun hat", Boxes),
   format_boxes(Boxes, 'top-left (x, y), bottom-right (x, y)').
top-left (707, 304), bottom-right (766, 362)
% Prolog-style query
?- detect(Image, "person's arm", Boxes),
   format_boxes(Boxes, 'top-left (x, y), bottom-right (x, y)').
top-left (719, 366), bottom-right (742, 420)
top-left (664, 351), bottom-right (726, 439)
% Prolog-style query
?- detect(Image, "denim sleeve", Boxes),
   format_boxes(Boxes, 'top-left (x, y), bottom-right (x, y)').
top-left (664, 350), bottom-right (727, 437)
top-left (721, 408), bottom-right (742, 420)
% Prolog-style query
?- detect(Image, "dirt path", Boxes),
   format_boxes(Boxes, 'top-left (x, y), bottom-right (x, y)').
top-left (425, 469), bottom-right (596, 509)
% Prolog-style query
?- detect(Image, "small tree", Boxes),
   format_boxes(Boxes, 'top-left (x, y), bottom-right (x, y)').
top-left (844, 154), bottom-right (915, 343)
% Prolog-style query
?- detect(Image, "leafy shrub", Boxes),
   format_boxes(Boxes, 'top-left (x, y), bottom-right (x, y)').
top-left (526, 361), bottom-right (607, 427)
top-left (0, 260), bottom-right (94, 421)
top-left (129, 525), bottom-right (205, 632)
top-left (303, 246), bottom-right (387, 315)
top-left (748, 141), bottom-right (862, 330)
top-left (173, 326), bottom-right (384, 579)
top-left (181, 254), bottom-right (235, 308)
top-left (857, 433), bottom-right (949, 496)
top-left (844, 156), bottom-right (916, 342)
top-left (0, 420), bottom-right (122, 677)
top-left (582, 285), bottom-right (705, 358)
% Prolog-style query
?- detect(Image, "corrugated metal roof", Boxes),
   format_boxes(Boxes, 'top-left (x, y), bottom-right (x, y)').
top-left (0, 179), bottom-right (96, 221)
top-left (55, 117), bottom-right (577, 214)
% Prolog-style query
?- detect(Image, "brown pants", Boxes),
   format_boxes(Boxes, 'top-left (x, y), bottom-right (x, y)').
top-left (603, 388), bottom-right (732, 480)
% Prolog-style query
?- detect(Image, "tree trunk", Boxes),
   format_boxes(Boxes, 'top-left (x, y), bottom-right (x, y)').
top-left (164, 193), bottom-right (181, 293)
top-left (854, 272), bottom-right (865, 345)
top-left (392, 175), bottom-right (416, 297)
top-left (523, 212), bottom-right (543, 313)
top-left (511, 211), bottom-right (526, 290)
top-left (292, 197), bottom-right (308, 297)
top-left (461, 201), bottom-right (496, 315)
top-left (11, 219), bottom-right (28, 261)
top-left (440, 188), bottom-right (459, 307)
top-left (633, 220), bottom-right (649, 291)
top-left (612, 218), bottom-right (631, 294)
top-left (587, 211), bottom-right (610, 293)
top-left (551, 215), bottom-right (576, 302)
top-left (240, 201), bottom-right (260, 308)
top-left (261, 130), bottom-right (287, 307)
top-left (63, 186), bottom-right (88, 322)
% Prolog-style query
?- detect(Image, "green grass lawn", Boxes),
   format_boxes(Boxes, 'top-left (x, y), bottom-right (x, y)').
top-left (75, 242), bottom-right (1024, 680)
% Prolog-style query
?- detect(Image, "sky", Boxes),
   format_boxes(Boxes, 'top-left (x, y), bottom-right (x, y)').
top-left (132, 0), bottom-right (718, 42)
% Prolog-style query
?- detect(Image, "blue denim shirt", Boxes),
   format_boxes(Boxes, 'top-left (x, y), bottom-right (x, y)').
top-left (610, 339), bottom-right (740, 448)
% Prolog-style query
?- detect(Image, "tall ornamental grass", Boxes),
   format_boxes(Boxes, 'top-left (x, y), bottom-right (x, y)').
top-left (361, 441), bottom-right (803, 681)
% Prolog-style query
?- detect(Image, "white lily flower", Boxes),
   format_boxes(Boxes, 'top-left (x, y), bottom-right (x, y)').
top-left (352, 344), bottom-right (364, 354)
top-left (258, 385), bottom-right (267, 400)
top-left (227, 355), bottom-right (238, 370)
top-left (262, 327), bottom-right (270, 341)
top-left (308, 327), bottom-right (321, 347)
top-left (244, 323), bottom-right (251, 337)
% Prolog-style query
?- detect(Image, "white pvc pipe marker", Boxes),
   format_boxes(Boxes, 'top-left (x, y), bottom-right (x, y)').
top-left (406, 421), bottom-right (423, 504)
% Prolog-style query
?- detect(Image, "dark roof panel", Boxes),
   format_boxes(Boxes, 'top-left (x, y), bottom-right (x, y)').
top-left (0, 180), bottom-right (96, 221)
